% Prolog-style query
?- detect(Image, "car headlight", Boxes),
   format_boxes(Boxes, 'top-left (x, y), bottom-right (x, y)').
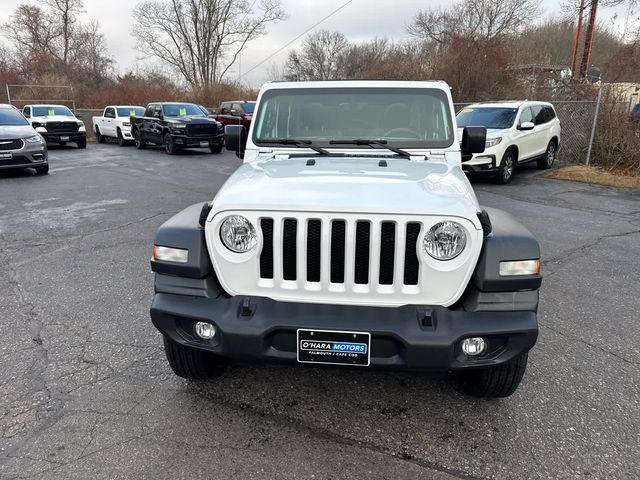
top-left (25, 135), bottom-right (42, 143)
top-left (485, 137), bottom-right (502, 148)
top-left (78, 121), bottom-right (85, 127)
top-left (122, 122), bottom-right (131, 127)
top-left (423, 221), bottom-right (467, 260)
top-left (172, 123), bottom-right (186, 129)
top-left (220, 215), bottom-right (257, 253)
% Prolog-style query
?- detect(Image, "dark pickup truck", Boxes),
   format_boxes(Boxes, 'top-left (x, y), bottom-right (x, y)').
top-left (210, 101), bottom-right (255, 130)
top-left (131, 102), bottom-right (224, 155)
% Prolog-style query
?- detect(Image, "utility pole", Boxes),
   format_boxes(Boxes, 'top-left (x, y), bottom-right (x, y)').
top-left (579, 0), bottom-right (599, 80)
top-left (571, 0), bottom-right (586, 77)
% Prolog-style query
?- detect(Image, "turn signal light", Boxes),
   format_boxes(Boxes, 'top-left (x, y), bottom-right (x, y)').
top-left (153, 245), bottom-right (188, 263)
top-left (499, 259), bottom-right (540, 276)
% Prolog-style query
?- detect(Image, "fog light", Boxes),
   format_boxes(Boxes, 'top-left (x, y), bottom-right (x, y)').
top-left (194, 321), bottom-right (216, 340)
top-left (461, 337), bottom-right (486, 356)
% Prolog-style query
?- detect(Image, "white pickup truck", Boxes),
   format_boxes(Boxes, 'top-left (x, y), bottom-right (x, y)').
top-left (93, 106), bottom-right (145, 146)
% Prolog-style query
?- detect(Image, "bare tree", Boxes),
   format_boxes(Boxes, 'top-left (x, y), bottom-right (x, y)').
top-left (43, 0), bottom-right (84, 63)
top-left (132, 0), bottom-right (286, 89)
top-left (408, 0), bottom-right (541, 43)
top-left (284, 30), bottom-right (349, 81)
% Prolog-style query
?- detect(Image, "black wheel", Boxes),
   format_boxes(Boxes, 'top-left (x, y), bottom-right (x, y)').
top-left (497, 150), bottom-right (516, 184)
top-left (163, 336), bottom-right (228, 380)
top-left (164, 133), bottom-right (178, 155)
top-left (458, 353), bottom-right (529, 398)
top-left (133, 129), bottom-right (145, 149)
top-left (96, 127), bottom-right (105, 144)
top-left (77, 137), bottom-right (87, 149)
top-left (35, 164), bottom-right (49, 175)
top-left (537, 141), bottom-right (557, 169)
top-left (209, 143), bottom-right (223, 154)
top-left (117, 128), bottom-right (126, 147)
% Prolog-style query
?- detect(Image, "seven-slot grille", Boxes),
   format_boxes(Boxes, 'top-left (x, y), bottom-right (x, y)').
top-left (259, 217), bottom-right (421, 289)
top-left (45, 122), bottom-right (79, 133)
top-left (0, 139), bottom-right (24, 151)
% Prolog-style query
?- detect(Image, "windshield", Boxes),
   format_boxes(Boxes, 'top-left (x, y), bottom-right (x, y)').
top-left (33, 105), bottom-right (74, 117)
top-left (253, 88), bottom-right (453, 149)
top-left (0, 109), bottom-right (29, 126)
top-left (162, 104), bottom-right (205, 117)
top-left (117, 107), bottom-right (145, 117)
top-left (243, 102), bottom-right (255, 114)
top-left (456, 107), bottom-right (517, 129)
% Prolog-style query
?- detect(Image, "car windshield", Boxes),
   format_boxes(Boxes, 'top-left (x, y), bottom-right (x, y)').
top-left (162, 104), bottom-right (205, 117)
top-left (0, 109), bottom-right (29, 126)
top-left (253, 88), bottom-right (453, 149)
top-left (456, 107), bottom-right (517, 129)
top-left (242, 102), bottom-right (255, 114)
top-left (33, 105), bottom-right (74, 117)
top-left (117, 107), bottom-right (145, 117)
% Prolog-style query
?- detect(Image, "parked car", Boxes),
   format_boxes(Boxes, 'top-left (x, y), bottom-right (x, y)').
top-left (210, 101), bottom-right (255, 130)
top-left (149, 80), bottom-right (542, 398)
top-left (93, 106), bottom-right (145, 146)
top-left (456, 101), bottom-right (561, 183)
top-left (130, 102), bottom-right (224, 155)
top-left (0, 104), bottom-right (48, 174)
top-left (22, 104), bottom-right (87, 149)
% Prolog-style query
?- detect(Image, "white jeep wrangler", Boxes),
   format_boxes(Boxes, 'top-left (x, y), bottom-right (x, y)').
top-left (150, 81), bottom-right (541, 398)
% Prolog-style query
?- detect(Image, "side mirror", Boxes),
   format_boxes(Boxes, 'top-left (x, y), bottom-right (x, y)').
top-left (154, 112), bottom-right (163, 120)
top-left (225, 124), bottom-right (247, 159)
top-left (461, 126), bottom-right (487, 155)
top-left (519, 121), bottom-right (534, 131)
top-left (24, 112), bottom-right (30, 118)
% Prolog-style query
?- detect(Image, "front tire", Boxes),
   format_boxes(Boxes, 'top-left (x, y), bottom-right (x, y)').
top-left (497, 150), bottom-right (516, 184)
top-left (458, 353), bottom-right (529, 398)
top-left (537, 141), bottom-right (557, 169)
top-left (77, 137), bottom-right (87, 149)
top-left (35, 164), bottom-right (49, 175)
top-left (209, 143), bottom-right (223, 154)
top-left (163, 337), bottom-right (228, 380)
top-left (133, 130), bottom-right (145, 149)
top-left (96, 127), bottom-right (105, 144)
top-left (117, 128), bottom-right (127, 147)
top-left (164, 133), bottom-right (178, 155)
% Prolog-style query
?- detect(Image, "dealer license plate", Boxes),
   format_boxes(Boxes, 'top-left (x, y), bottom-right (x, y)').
top-left (0, 153), bottom-right (12, 160)
top-left (297, 329), bottom-right (370, 366)
top-left (60, 135), bottom-right (69, 142)
top-left (199, 141), bottom-right (209, 147)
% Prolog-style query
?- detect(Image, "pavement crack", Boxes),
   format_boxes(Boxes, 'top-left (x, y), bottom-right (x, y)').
top-left (540, 322), bottom-right (639, 366)
top-left (543, 229), bottom-right (640, 267)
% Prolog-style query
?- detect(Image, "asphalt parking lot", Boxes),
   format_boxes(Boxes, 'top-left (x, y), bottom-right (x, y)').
top-left (1, 143), bottom-right (639, 480)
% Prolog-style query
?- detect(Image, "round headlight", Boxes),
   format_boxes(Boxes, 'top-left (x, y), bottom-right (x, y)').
top-left (220, 215), bottom-right (257, 253)
top-left (423, 221), bottom-right (467, 260)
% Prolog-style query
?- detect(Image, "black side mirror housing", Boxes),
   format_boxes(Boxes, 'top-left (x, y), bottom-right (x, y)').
top-left (461, 126), bottom-right (487, 155)
top-left (225, 124), bottom-right (247, 159)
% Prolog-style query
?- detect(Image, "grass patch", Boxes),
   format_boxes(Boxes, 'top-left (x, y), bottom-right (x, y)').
top-left (544, 165), bottom-right (640, 189)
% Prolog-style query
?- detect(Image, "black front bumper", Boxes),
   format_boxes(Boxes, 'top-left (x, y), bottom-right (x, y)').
top-left (171, 134), bottom-right (224, 148)
top-left (462, 155), bottom-right (499, 174)
top-left (42, 132), bottom-right (85, 144)
top-left (151, 284), bottom-right (538, 371)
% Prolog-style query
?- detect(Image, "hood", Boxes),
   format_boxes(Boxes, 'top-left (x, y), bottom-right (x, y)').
top-left (211, 157), bottom-right (481, 221)
top-left (0, 125), bottom-right (37, 140)
top-left (35, 115), bottom-right (80, 122)
top-left (458, 127), bottom-right (510, 139)
top-left (167, 116), bottom-right (216, 125)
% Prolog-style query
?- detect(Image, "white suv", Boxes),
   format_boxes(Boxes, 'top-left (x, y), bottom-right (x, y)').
top-left (456, 101), bottom-right (561, 184)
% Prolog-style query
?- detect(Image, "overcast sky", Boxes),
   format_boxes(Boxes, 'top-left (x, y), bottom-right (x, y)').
top-left (0, 0), bottom-right (633, 87)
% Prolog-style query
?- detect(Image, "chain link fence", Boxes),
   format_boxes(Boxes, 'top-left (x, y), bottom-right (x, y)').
top-left (454, 100), bottom-right (599, 165)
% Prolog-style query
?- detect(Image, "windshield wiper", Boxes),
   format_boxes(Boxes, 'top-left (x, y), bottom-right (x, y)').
top-left (329, 139), bottom-right (412, 158)
top-left (264, 138), bottom-right (331, 155)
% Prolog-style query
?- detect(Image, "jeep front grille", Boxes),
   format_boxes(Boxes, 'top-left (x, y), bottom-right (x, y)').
top-left (259, 217), bottom-right (421, 288)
